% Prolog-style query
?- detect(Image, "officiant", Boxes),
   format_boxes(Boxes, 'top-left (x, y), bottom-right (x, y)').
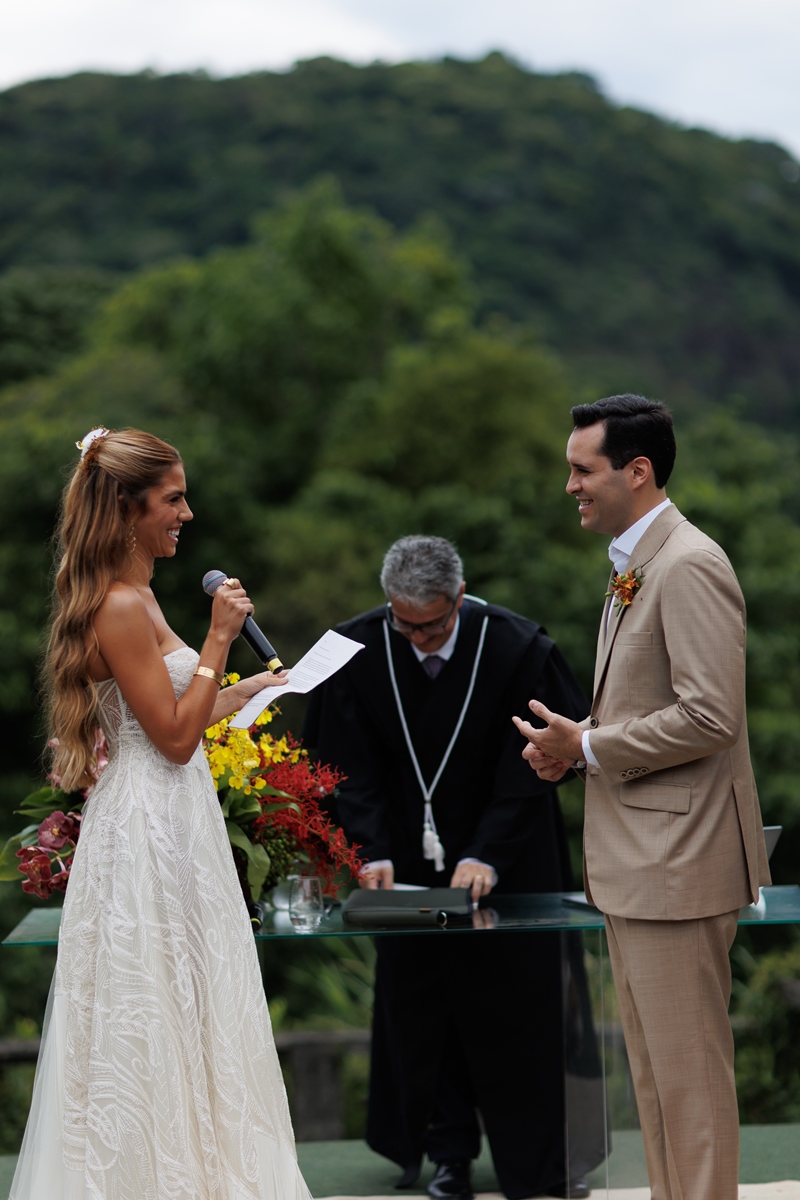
top-left (304, 535), bottom-right (594, 1200)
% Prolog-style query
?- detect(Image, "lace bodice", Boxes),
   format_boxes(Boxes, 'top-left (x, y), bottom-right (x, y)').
top-left (95, 645), bottom-right (204, 763)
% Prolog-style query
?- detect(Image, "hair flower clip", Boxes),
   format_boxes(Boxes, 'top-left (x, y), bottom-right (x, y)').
top-left (76, 427), bottom-right (110, 460)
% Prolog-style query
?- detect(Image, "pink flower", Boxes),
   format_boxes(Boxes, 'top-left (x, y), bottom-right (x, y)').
top-left (47, 729), bottom-right (109, 797)
top-left (46, 737), bottom-right (63, 790)
top-left (38, 812), bottom-right (79, 851)
top-left (81, 728), bottom-right (109, 797)
top-left (92, 727), bottom-right (109, 769)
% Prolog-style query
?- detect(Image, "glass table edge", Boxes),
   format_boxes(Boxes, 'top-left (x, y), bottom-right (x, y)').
top-left (4, 885), bottom-right (799, 946)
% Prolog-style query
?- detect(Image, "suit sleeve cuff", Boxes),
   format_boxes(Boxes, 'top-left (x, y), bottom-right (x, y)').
top-left (582, 729), bottom-right (600, 769)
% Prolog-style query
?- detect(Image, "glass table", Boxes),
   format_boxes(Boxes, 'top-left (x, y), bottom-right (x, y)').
top-left (7, 886), bottom-right (800, 945)
top-left (5, 886), bottom-right (800, 1194)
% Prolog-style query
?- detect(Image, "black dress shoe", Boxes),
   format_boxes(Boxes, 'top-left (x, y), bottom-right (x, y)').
top-left (546, 1178), bottom-right (590, 1199)
top-left (428, 1159), bottom-right (474, 1200)
top-left (396, 1164), bottom-right (421, 1189)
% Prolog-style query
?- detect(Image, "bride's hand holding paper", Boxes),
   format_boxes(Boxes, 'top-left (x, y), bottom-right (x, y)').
top-left (230, 629), bottom-right (363, 728)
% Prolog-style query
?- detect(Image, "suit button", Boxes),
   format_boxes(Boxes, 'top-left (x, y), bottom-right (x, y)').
top-left (620, 771), bottom-right (628, 778)
top-left (590, 718), bottom-right (598, 728)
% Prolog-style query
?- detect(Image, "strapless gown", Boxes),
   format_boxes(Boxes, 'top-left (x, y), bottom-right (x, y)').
top-left (10, 647), bottom-right (311, 1200)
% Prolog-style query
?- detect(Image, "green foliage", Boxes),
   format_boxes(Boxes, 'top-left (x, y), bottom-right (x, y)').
top-left (90, 178), bottom-right (473, 507)
top-left (2, 57), bottom-right (800, 424)
top-left (0, 266), bottom-right (115, 387)
top-left (0, 828), bottom-right (38, 881)
top-left (732, 935), bottom-right (800, 1122)
top-left (261, 937), bottom-right (375, 1138)
top-left (281, 937), bottom-right (376, 1031)
top-left (225, 820), bottom-right (271, 896)
top-left (0, 1060), bottom-right (36, 1155)
top-left (14, 785), bottom-right (69, 822)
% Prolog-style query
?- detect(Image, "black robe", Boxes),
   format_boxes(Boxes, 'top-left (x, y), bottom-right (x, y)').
top-left (304, 599), bottom-right (594, 1197)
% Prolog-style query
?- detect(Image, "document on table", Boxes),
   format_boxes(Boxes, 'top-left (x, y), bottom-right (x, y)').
top-left (229, 629), bottom-right (364, 728)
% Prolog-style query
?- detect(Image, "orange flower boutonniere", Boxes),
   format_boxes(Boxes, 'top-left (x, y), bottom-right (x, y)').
top-left (607, 569), bottom-right (644, 612)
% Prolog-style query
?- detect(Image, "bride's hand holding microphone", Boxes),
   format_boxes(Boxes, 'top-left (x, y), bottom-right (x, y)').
top-left (205, 573), bottom-right (289, 718)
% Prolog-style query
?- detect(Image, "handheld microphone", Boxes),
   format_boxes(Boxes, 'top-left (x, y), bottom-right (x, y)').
top-left (202, 569), bottom-right (285, 674)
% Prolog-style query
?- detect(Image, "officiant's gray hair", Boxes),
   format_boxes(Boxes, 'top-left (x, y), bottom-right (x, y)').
top-left (380, 536), bottom-right (464, 605)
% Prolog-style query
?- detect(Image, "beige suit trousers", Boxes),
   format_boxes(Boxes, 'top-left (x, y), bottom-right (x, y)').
top-left (604, 910), bottom-right (740, 1200)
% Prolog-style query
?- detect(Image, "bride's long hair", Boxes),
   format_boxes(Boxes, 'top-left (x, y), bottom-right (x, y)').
top-left (45, 429), bottom-right (182, 791)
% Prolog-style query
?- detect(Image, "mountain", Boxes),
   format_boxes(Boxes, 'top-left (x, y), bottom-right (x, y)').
top-left (2, 54), bottom-right (800, 423)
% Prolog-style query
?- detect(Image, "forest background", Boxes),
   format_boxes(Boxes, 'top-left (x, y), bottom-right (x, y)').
top-left (2, 52), bottom-right (800, 1143)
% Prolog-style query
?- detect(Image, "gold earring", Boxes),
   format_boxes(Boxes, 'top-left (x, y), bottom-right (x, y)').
top-left (127, 523), bottom-right (137, 554)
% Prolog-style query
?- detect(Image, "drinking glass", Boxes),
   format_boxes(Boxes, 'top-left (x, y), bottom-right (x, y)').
top-left (289, 876), bottom-right (324, 932)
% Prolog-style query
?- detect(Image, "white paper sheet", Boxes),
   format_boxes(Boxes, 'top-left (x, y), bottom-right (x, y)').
top-left (229, 629), bottom-right (364, 728)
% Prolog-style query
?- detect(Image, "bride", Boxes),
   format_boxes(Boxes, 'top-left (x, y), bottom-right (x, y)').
top-left (11, 427), bottom-right (312, 1200)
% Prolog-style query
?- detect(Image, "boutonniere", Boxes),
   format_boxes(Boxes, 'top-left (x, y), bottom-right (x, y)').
top-left (606, 569), bottom-right (644, 612)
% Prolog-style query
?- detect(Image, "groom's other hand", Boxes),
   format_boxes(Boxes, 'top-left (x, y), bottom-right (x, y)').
top-left (513, 733), bottom-right (574, 781)
top-left (513, 699), bottom-right (583, 773)
top-left (524, 746), bottom-right (574, 782)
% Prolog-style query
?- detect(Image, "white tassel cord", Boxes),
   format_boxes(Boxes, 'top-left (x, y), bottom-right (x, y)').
top-left (383, 616), bottom-right (489, 874)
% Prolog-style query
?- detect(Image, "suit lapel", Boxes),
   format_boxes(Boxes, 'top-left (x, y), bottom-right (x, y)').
top-left (594, 579), bottom-right (629, 693)
top-left (593, 574), bottom-right (615, 695)
top-left (629, 503), bottom-right (687, 572)
top-left (592, 505), bottom-right (688, 704)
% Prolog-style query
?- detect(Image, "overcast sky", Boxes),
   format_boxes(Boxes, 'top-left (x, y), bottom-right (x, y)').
top-left (3, 0), bottom-right (800, 158)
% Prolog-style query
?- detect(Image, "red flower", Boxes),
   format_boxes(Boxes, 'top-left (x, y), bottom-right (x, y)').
top-left (266, 747), bottom-right (344, 803)
top-left (16, 848), bottom-right (55, 900)
top-left (50, 863), bottom-right (71, 893)
top-left (235, 738), bottom-right (363, 897)
top-left (38, 811), bottom-right (80, 851)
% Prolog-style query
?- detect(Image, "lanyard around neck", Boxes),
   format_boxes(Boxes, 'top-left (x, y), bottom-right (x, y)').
top-left (383, 615), bottom-right (489, 870)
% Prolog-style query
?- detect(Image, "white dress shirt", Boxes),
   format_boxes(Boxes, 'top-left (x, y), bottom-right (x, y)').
top-left (582, 499), bottom-right (672, 768)
top-left (409, 615), bottom-right (460, 664)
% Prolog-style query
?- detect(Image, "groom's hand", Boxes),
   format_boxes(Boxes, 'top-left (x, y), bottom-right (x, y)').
top-left (520, 745), bottom-right (573, 782)
top-left (512, 700), bottom-right (584, 765)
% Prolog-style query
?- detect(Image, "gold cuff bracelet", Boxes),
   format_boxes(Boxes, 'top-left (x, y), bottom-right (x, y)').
top-left (194, 666), bottom-right (225, 686)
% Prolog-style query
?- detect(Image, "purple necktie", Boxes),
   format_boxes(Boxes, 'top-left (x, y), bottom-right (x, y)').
top-left (423, 654), bottom-right (444, 679)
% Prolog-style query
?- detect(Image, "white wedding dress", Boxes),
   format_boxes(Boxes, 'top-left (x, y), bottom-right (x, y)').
top-left (11, 648), bottom-right (311, 1200)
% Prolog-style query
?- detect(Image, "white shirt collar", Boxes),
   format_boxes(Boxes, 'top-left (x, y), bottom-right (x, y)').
top-left (609, 498), bottom-right (672, 577)
top-left (410, 615), bottom-right (460, 663)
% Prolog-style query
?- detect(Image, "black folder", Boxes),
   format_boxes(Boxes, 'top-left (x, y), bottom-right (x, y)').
top-left (342, 887), bottom-right (473, 928)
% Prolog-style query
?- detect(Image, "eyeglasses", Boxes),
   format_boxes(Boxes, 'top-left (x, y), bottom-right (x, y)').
top-left (385, 598), bottom-right (458, 636)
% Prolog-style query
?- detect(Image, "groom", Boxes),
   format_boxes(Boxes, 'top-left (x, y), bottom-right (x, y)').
top-left (514, 395), bottom-right (770, 1199)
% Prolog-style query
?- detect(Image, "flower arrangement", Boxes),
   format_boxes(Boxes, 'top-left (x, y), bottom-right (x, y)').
top-left (203, 683), bottom-right (362, 904)
top-left (0, 728), bottom-right (108, 898)
top-left (607, 568), bottom-right (644, 611)
top-left (0, 685), bottom-right (361, 906)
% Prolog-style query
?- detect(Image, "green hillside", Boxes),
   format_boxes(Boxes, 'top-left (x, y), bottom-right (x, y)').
top-left (2, 54), bottom-right (800, 422)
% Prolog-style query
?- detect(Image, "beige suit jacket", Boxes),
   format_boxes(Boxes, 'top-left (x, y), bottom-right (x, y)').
top-left (583, 504), bottom-right (771, 920)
